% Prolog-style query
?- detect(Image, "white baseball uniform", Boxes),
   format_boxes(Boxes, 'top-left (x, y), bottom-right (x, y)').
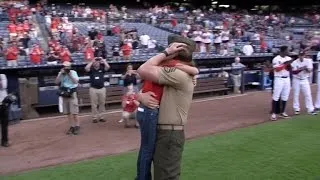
top-left (291, 58), bottom-right (314, 112)
top-left (314, 52), bottom-right (320, 109)
top-left (272, 55), bottom-right (292, 101)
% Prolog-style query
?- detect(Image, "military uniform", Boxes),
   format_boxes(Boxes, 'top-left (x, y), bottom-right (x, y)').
top-left (153, 67), bottom-right (194, 180)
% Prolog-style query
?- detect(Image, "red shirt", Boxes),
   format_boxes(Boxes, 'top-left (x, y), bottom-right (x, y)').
top-left (141, 60), bottom-right (179, 102)
top-left (16, 24), bottom-right (24, 34)
top-left (122, 94), bottom-right (138, 112)
top-left (30, 48), bottom-right (42, 64)
top-left (84, 47), bottom-right (94, 60)
top-left (121, 44), bottom-right (132, 56)
top-left (5, 47), bottom-right (19, 60)
top-left (23, 23), bottom-right (30, 32)
top-left (8, 23), bottom-right (17, 33)
top-left (60, 50), bottom-right (71, 62)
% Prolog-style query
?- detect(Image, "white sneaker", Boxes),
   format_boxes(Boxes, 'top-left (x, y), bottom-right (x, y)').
top-left (270, 113), bottom-right (277, 121)
top-left (308, 111), bottom-right (318, 115)
top-left (118, 119), bottom-right (124, 123)
top-left (294, 111), bottom-right (300, 115)
top-left (279, 112), bottom-right (290, 119)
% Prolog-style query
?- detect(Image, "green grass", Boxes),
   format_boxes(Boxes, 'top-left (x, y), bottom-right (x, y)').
top-left (2, 115), bottom-right (320, 180)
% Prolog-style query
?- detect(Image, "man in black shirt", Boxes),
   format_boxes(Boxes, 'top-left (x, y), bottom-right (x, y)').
top-left (85, 57), bottom-right (110, 123)
top-left (88, 27), bottom-right (98, 41)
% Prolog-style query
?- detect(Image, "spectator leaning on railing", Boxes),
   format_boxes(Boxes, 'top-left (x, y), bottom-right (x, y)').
top-left (5, 41), bottom-right (19, 67)
top-left (231, 57), bottom-right (246, 94)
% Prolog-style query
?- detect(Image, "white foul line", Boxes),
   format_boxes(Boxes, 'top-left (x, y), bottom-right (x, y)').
top-left (21, 93), bottom-right (248, 123)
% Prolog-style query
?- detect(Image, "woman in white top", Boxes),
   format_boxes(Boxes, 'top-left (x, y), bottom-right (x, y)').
top-left (201, 28), bottom-right (212, 53)
top-left (214, 31), bottom-right (222, 54)
top-left (193, 27), bottom-right (203, 52)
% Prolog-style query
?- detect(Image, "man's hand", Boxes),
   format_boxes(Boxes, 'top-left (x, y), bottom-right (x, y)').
top-left (165, 42), bottom-right (187, 56)
top-left (137, 91), bottom-right (159, 109)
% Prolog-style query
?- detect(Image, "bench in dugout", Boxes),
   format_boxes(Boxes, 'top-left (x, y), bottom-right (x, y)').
top-left (194, 77), bottom-right (229, 96)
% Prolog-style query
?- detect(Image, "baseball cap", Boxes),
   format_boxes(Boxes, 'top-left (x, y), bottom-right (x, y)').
top-left (63, 61), bottom-right (71, 67)
top-left (299, 51), bottom-right (305, 56)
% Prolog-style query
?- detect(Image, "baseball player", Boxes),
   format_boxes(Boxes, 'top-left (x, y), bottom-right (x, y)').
top-left (291, 51), bottom-right (317, 115)
top-left (270, 46), bottom-right (294, 121)
top-left (314, 51), bottom-right (320, 111)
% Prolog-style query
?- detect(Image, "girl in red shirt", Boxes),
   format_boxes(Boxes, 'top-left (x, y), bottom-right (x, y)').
top-left (121, 84), bottom-right (140, 128)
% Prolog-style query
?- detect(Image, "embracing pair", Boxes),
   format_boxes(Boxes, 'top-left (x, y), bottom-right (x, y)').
top-left (135, 35), bottom-right (197, 180)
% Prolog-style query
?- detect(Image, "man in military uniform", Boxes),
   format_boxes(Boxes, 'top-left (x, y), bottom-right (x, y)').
top-left (137, 35), bottom-right (196, 180)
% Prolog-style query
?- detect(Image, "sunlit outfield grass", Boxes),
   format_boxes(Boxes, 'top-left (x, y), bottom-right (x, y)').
top-left (2, 115), bottom-right (320, 180)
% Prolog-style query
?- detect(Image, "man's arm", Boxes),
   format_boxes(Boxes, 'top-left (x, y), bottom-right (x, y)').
top-left (137, 42), bottom-right (187, 83)
top-left (55, 70), bottom-right (63, 84)
top-left (68, 71), bottom-right (79, 84)
top-left (175, 63), bottom-right (199, 76)
top-left (85, 61), bottom-right (93, 72)
top-left (102, 59), bottom-right (110, 71)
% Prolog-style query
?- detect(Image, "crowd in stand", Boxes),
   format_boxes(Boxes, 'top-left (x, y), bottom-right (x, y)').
top-left (0, 2), bottom-right (319, 67)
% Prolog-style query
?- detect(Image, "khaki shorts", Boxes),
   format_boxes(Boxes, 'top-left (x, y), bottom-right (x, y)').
top-left (122, 111), bottom-right (136, 119)
top-left (62, 92), bottom-right (79, 115)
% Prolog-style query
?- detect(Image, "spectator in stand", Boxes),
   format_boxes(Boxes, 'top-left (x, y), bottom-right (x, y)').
top-left (59, 46), bottom-right (71, 62)
top-left (132, 37), bottom-right (139, 55)
top-left (112, 44), bottom-right (121, 61)
top-left (147, 39), bottom-right (157, 53)
top-left (242, 41), bottom-right (254, 56)
top-left (16, 22), bottom-right (24, 38)
top-left (193, 27), bottom-right (202, 52)
top-left (5, 42), bottom-right (19, 67)
top-left (139, 33), bottom-right (150, 49)
top-left (85, 57), bottom-right (110, 123)
top-left (201, 28), bottom-right (212, 53)
top-left (121, 41), bottom-right (132, 60)
top-left (88, 27), bottom-right (98, 42)
top-left (29, 44), bottom-right (43, 65)
top-left (46, 50), bottom-right (59, 65)
top-left (23, 20), bottom-right (30, 33)
top-left (120, 84), bottom-right (139, 128)
top-left (93, 41), bottom-right (107, 59)
top-left (8, 21), bottom-right (17, 40)
top-left (84, 43), bottom-right (95, 61)
top-left (19, 33), bottom-right (30, 55)
top-left (214, 31), bottom-right (222, 54)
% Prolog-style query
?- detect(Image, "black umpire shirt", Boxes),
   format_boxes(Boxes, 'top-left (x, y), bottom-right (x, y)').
top-left (89, 65), bottom-right (106, 89)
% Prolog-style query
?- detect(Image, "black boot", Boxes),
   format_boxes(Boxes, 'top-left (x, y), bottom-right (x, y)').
top-left (1, 141), bottom-right (9, 147)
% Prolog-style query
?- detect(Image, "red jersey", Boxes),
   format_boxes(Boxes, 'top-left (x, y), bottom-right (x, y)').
top-left (23, 23), bottom-right (30, 32)
top-left (8, 23), bottom-right (17, 33)
top-left (121, 44), bottom-right (132, 56)
top-left (60, 50), bottom-right (71, 62)
top-left (84, 47), bottom-right (94, 60)
top-left (30, 48), bottom-right (42, 64)
top-left (122, 94), bottom-right (138, 113)
top-left (16, 24), bottom-right (24, 34)
top-left (141, 60), bottom-right (179, 102)
top-left (5, 47), bottom-right (19, 60)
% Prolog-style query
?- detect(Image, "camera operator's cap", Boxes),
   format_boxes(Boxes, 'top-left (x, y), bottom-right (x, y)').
top-left (299, 51), bottom-right (306, 56)
top-left (63, 61), bottom-right (71, 67)
top-left (168, 34), bottom-right (196, 52)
